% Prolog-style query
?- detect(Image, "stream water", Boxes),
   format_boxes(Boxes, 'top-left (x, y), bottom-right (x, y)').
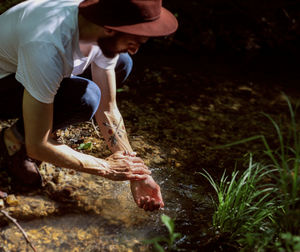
top-left (0, 166), bottom-right (212, 251)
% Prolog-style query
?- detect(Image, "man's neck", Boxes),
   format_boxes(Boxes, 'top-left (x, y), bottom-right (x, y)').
top-left (79, 42), bottom-right (93, 57)
top-left (77, 13), bottom-right (104, 42)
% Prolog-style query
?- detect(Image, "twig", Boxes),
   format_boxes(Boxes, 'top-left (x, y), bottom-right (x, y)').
top-left (0, 210), bottom-right (37, 252)
top-left (90, 118), bottom-right (101, 138)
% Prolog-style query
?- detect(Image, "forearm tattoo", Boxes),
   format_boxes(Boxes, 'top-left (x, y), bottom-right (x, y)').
top-left (103, 117), bottom-right (126, 147)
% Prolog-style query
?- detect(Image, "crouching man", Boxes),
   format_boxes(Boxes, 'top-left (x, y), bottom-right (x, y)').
top-left (0, 0), bottom-right (178, 211)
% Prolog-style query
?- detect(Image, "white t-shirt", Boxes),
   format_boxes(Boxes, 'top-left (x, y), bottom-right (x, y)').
top-left (72, 45), bottom-right (119, 76)
top-left (0, 0), bottom-right (118, 104)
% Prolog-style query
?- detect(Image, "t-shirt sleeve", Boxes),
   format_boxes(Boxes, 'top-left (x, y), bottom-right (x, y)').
top-left (93, 46), bottom-right (119, 70)
top-left (16, 42), bottom-right (64, 104)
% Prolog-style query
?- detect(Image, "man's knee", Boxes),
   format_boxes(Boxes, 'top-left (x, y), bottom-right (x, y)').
top-left (115, 53), bottom-right (133, 84)
top-left (81, 80), bottom-right (101, 120)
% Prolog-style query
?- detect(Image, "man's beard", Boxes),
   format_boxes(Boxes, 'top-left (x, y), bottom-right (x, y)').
top-left (97, 34), bottom-right (122, 58)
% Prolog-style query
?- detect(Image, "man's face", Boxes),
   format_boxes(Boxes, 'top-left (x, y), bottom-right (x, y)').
top-left (97, 32), bottom-right (149, 58)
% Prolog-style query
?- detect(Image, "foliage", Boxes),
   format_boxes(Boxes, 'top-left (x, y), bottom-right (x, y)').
top-left (201, 156), bottom-right (278, 250)
top-left (275, 233), bottom-right (300, 252)
top-left (78, 142), bottom-right (92, 151)
top-left (203, 94), bottom-right (300, 250)
top-left (144, 214), bottom-right (181, 252)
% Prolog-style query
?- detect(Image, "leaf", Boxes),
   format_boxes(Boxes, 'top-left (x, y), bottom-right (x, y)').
top-left (143, 237), bottom-right (166, 244)
top-left (153, 242), bottom-right (165, 252)
top-left (116, 88), bottom-right (124, 93)
top-left (161, 214), bottom-right (174, 235)
top-left (172, 232), bottom-right (182, 240)
top-left (170, 232), bottom-right (182, 245)
top-left (144, 237), bottom-right (167, 252)
top-left (78, 142), bottom-right (92, 150)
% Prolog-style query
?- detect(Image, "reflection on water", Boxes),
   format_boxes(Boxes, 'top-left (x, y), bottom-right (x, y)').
top-left (0, 167), bottom-right (212, 251)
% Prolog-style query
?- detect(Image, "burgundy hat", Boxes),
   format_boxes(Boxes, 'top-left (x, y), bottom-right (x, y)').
top-left (79, 0), bottom-right (178, 37)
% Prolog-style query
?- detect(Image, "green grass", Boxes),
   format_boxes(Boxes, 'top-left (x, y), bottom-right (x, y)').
top-left (144, 214), bottom-right (181, 252)
top-left (202, 94), bottom-right (300, 251)
top-left (201, 155), bottom-right (278, 250)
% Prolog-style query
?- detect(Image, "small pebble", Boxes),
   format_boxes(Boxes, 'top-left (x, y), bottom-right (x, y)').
top-left (175, 162), bottom-right (181, 168)
top-left (6, 194), bottom-right (19, 206)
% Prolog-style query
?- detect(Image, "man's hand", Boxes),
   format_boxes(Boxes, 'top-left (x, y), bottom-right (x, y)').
top-left (130, 175), bottom-right (164, 211)
top-left (103, 151), bottom-right (151, 181)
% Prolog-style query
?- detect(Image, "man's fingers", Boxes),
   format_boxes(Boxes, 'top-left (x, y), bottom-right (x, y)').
top-left (130, 156), bottom-right (144, 164)
top-left (142, 196), bottom-right (150, 211)
top-left (138, 196), bottom-right (163, 211)
top-left (128, 174), bottom-right (149, 181)
top-left (105, 168), bottom-right (150, 181)
top-left (122, 156), bottom-right (145, 166)
top-left (123, 151), bottom-right (137, 157)
top-left (146, 198), bottom-right (161, 211)
top-left (143, 196), bottom-right (151, 211)
top-left (147, 198), bottom-right (156, 211)
top-left (139, 196), bottom-right (146, 208)
top-left (154, 202), bottom-right (161, 210)
top-left (131, 166), bottom-right (151, 175)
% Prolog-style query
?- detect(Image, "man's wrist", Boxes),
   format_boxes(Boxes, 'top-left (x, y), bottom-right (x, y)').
top-left (77, 153), bottom-right (109, 173)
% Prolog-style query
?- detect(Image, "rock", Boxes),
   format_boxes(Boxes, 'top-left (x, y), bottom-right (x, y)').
top-left (0, 199), bottom-right (4, 209)
top-left (44, 181), bottom-right (57, 195)
top-left (6, 195), bottom-right (18, 206)
top-left (175, 162), bottom-right (182, 168)
top-left (0, 191), bottom-right (7, 199)
top-left (152, 155), bottom-right (165, 165)
top-left (170, 148), bottom-right (179, 155)
top-left (53, 171), bottom-right (64, 184)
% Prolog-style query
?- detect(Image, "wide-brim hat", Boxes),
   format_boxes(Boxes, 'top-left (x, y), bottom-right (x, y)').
top-left (79, 0), bottom-right (178, 37)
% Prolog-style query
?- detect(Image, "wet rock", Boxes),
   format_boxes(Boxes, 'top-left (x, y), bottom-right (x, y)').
top-left (0, 199), bottom-right (4, 209)
top-left (6, 195), bottom-right (18, 206)
top-left (152, 155), bottom-right (165, 165)
top-left (44, 181), bottom-right (57, 195)
top-left (52, 171), bottom-right (64, 184)
top-left (60, 186), bottom-right (75, 198)
top-left (0, 191), bottom-right (7, 199)
top-left (2, 196), bottom-right (59, 222)
top-left (175, 162), bottom-right (182, 168)
top-left (170, 148), bottom-right (179, 155)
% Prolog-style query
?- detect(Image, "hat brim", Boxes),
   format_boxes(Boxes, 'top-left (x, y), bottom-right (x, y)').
top-left (104, 7), bottom-right (178, 37)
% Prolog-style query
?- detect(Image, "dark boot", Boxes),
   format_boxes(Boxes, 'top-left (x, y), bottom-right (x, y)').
top-left (0, 128), bottom-right (42, 187)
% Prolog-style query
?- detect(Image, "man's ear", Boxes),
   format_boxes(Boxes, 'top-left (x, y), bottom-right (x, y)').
top-left (79, 0), bottom-right (99, 8)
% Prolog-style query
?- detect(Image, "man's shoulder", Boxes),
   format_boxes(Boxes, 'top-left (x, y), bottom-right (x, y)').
top-left (16, 0), bottom-right (80, 49)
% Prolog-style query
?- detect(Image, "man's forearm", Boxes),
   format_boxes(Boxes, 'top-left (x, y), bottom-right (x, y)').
top-left (91, 64), bottom-right (133, 153)
top-left (27, 138), bottom-right (108, 174)
top-left (27, 138), bottom-right (150, 181)
top-left (95, 107), bottom-right (133, 153)
top-left (91, 64), bottom-right (163, 210)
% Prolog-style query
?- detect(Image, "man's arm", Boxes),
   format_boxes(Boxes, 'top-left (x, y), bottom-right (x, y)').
top-left (22, 89), bottom-right (150, 181)
top-left (91, 62), bottom-right (164, 211)
top-left (92, 65), bottom-right (132, 152)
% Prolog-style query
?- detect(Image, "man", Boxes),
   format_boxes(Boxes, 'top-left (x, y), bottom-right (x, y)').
top-left (0, 0), bottom-right (178, 211)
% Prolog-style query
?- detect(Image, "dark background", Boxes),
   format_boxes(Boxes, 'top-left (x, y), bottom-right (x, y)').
top-left (2, 0), bottom-right (300, 57)
top-left (164, 0), bottom-right (300, 56)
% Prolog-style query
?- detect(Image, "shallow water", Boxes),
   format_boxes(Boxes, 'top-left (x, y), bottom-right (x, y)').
top-left (0, 166), bottom-right (212, 251)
